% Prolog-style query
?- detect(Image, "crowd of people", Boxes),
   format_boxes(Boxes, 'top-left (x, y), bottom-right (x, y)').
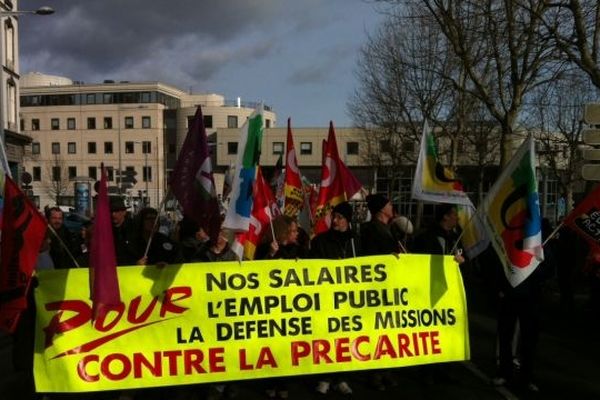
top-left (15, 192), bottom-right (600, 400)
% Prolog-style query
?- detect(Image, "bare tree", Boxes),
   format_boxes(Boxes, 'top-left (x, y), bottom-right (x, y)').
top-left (524, 71), bottom-right (599, 213)
top-left (538, 1), bottom-right (600, 88)
top-left (420, 0), bottom-right (563, 166)
top-left (44, 155), bottom-right (71, 205)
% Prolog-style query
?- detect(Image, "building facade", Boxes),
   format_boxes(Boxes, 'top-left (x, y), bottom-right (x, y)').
top-left (1, 0), bottom-right (33, 179)
top-left (20, 72), bottom-right (276, 211)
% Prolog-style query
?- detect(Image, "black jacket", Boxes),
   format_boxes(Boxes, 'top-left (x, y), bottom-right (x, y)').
top-left (309, 229), bottom-right (357, 259)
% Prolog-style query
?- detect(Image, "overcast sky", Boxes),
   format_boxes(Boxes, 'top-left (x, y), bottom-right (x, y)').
top-left (19, 0), bottom-right (385, 127)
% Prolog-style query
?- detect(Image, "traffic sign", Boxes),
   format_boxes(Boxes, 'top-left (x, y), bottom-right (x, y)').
top-left (584, 104), bottom-right (600, 124)
top-left (583, 129), bottom-right (600, 145)
top-left (583, 149), bottom-right (600, 160)
top-left (582, 165), bottom-right (600, 181)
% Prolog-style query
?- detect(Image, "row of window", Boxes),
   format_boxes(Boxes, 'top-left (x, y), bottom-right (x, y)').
top-left (26, 116), bottom-right (152, 131)
top-left (225, 141), bottom-right (361, 156)
top-left (33, 141), bottom-right (152, 155)
top-left (29, 166), bottom-right (152, 182)
top-left (189, 115), bottom-right (272, 129)
top-left (21, 91), bottom-right (180, 109)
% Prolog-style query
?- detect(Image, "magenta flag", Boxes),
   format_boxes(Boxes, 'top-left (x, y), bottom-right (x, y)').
top-left (90, 164), bottom-right (121, 320)
top-left (170, 106), bottom-right (221, 243)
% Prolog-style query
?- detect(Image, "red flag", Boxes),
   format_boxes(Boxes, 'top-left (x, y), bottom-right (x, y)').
top-left (283, 118), bottom-right (304, 217)
top-left (234, 167), bottom-right (281, 260)
top-left (564, 184), bottom-right (600, 253)
top-left (339, 157), bottom-right (363, 200)
top-left (0, 175), bottom-right (46, 333)
top-left (170, 106), bottom-right (221, 243)
top-left (313, 122), bottom-right (346, 235)
top-left (90, 165), bottom-right (121, 320)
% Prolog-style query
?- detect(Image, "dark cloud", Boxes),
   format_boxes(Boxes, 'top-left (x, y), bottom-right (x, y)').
top-left (19, 0), bottom-right (283, 78)
top-left (287, 43), bottom-right (357, 85)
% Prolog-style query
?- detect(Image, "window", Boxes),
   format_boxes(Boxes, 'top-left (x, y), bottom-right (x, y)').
top-left (347, 142), bottom-right (359, 155)
top-left (143, 166), bottom-right (152, 182)
top-left (67, 118), bottom-right (76, 130)
top-left (33, 166), bottom-right (41, 181)
top-left (20, 119), bottom-right (24, 131)
top-left (273, 142), bottom-right (284, 155)
top-left (203, 115), bottom-right (213, 128)
top-left (32, 142), bottom-right (40, 155)
top-left (187, 116), bottom-right (194, 128)
top-left (88, 166), bottom-right (97, 180)
top-left (266, 119), bottom-right (271, 128)
top-left (68, 142), bottom-right (76, 154)
top-left (68, 166), bottom-right (77, 180)
top-left (227, 142), bottom-right (238, 155)
top-left (142, 116), bottom-right (151, 129)
top-left (124, 116), bottom-right (134, 129)
top-left (86, 93), bottom-right (96, 104)
top-left (142, 141), bottom-right (151, 154)
top-left (125, 141), bottom-right (134, 154)
top-left (51, 142), bottom-right (60, 154)
top-left (87, 117), bottom-right (96, 129)
top-left (104, 117), bottom-right (113, 129)
top-left (300, 142), bottom-right (312, 155)
top-left (107, 167), bottom-right (114, 182)
top-left (52, 166), bottom-right (61, 182)
top-left (227, 115), bottom-right (238, 128)
top-left (32, 119), bottom-right (40, 131)
top-left (87, 142), bottom-right (97, 154)
top-left (51, 118), bottom-right (60, 130)
top-left (104, 142), bottom-right (113, 154)
top-left (103, 93), bottom-right (113, 104)
top-left (6, 79), bottom-right (16, 129)
top-left (4, 20), bottom-right (15, 69)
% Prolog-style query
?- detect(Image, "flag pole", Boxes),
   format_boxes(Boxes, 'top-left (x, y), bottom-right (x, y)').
top-left (449, 206), bottom-right (480, 255)
top-left (542, 221), bottom-right (564, 247)
top-left (47, 224), bottom-right (81, 268)
top-left (143, 187), bottom-right (172, 258)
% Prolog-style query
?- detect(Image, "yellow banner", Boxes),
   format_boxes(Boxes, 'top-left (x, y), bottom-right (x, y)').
top-left (33, 254), bottom-right (469, 393)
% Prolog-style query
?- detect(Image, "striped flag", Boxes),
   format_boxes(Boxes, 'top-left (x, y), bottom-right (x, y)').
top-left (563, 183), bottom-right (600, 253)
top-left (232, 167), bottom-right (280, 260)
top-left (481, 137), bottom-right (544, 287)
top-left (223, 106), bottom-right (264, 231)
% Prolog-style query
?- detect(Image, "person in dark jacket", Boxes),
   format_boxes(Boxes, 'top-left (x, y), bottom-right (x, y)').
top-left (178, 216), bottom-right (210, 262)
top-left (412, 203), bottom-right (465, 262)
top-left (309, 201), bottom-right (355, 395)
top-left (110, 196), bottom-right (140, 266)
top-left (133, 207), bottom-right (182, 266)
top-left (310, 202), bottom-right (357, 259)
top-left (360, 193), bottom-right (399, 255)
top-left (46, 207), bottom-right (80, 268)
top-left (492, 218), bottom-right (556, 393)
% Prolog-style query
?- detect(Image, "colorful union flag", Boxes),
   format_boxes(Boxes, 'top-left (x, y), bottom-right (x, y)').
top-left (412, 121), bottom-right (472, 206)
top-left (481, 137), bottom-right (544, 287)
top-left (283, 118), bottom-right (304, 218)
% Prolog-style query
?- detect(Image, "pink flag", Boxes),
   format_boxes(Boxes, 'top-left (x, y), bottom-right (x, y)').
top-left (90, 165), bottom-right (121, 320)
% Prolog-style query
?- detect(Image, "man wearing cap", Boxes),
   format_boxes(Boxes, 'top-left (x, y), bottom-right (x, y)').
top-left (110, 196), bottom-right (140, 266)
top-left (360, 193), bottom-right (399, 256)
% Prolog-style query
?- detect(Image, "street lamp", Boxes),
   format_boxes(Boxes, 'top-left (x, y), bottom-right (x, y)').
top-left (116, 105), bottom-right (148, 193)
top-left (0, 6), bottom-right (55, 16)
